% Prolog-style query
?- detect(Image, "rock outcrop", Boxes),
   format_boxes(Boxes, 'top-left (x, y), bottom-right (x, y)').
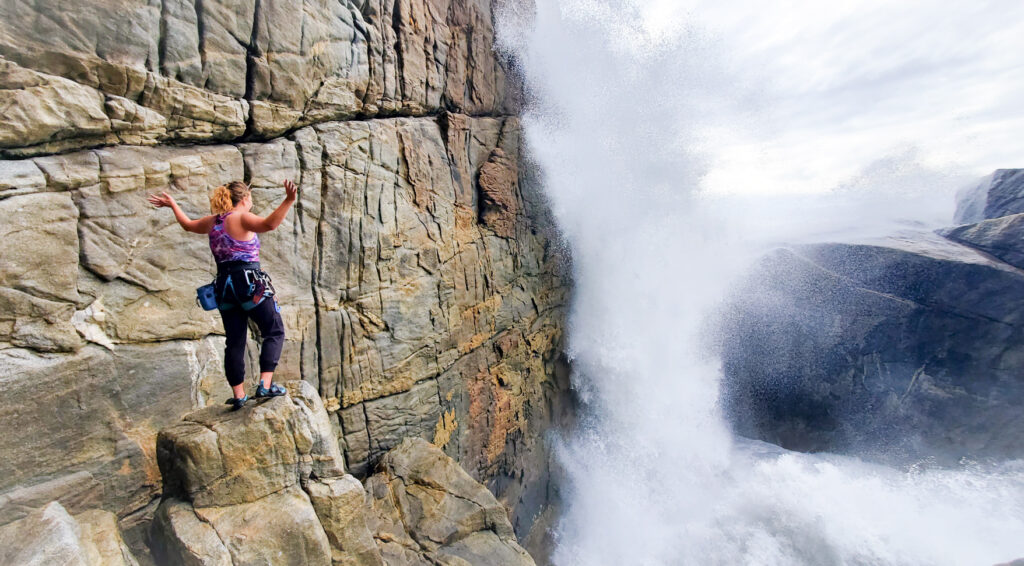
top-left (941, 213), bottom-right (1024, 271)
top-left (150, 380), bottom-right (535, 566)
top-left (954, 169), bottom-right (1024, 223)
top-left (0, 501), bottom-right (139, 566)
top-left (0, 0), bottom-right (572, 563)
top-left (364, 438), bottom-right (534, 566)
top-left (721, 228), bottom-right (1024, 460)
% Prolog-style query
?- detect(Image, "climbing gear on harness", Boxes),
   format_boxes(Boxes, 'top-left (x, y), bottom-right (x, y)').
top-left (255, 382), bottom-right (287, 398)
top-left (196, 281), bottom-right (218, 310)
top-left (216, 262), bottom-right (276, 311)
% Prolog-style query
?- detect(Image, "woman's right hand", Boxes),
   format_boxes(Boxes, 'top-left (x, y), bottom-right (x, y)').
top-left (147, 192), bottom-right (176, 209)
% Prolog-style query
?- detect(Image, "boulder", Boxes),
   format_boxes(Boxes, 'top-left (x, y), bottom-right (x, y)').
top-left (151, 381), bottom-right (536, 566)
top-left (363, 438), bottom-right (535, 566)
top-left (75, 509), bottom-right (142, 566)
top-left (721, 232), bottom-right (1024, 460)
top-left (155, 380), bottom-right (345, 509)
top-left (151, 379), bottom-right (375, 566)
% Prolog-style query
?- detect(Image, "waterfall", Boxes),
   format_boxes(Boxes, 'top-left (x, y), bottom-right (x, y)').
top-left (496, 1), bottom-right (1024, 564)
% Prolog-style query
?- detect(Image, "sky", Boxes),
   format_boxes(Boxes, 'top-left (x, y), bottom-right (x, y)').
top-left (626, 0), bottom-right (1024, 195)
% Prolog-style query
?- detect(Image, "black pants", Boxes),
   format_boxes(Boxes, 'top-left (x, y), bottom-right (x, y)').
top-left (215, 262), bottom-right (285, 387)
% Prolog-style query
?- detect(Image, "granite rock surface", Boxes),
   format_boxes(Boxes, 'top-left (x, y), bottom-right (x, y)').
top-left (0, 0), bottom-right (571, 563)
top-left (0, 501), bottom-right (139, 566)
top-left (150, 381), bottom-right (536, 566)
top-left (0, 0), bottom-right (517, 157)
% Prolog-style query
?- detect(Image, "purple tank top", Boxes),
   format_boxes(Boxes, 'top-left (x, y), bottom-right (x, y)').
top-left (209, 212), bottom-right (260, 263)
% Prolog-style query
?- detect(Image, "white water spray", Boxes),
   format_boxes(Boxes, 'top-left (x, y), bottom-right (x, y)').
top-left (497, 1), bottom-right (1024, 564)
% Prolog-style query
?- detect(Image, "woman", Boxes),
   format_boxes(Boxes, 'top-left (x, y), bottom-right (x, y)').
top-left (148, 180), bottom-right (298, 410)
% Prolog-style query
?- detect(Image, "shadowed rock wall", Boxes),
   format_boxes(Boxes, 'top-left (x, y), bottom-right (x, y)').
top-left (0, 0), bottom-right (572, 560)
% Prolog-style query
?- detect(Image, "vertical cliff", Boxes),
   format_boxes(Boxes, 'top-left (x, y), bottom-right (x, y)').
top-left (0, 0), bottom-right (571, 559)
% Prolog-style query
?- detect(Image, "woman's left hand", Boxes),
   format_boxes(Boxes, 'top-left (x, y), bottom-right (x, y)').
top-left (147, 192), bottom-right (176, 208)
top-left (283, 179), bottom-right (298, 202)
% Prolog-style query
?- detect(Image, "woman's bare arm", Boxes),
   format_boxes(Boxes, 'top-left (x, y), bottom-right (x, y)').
top-left (148, 192), bottom-right (216, 234)
top-left (240, 180), bottom-right (298, 233)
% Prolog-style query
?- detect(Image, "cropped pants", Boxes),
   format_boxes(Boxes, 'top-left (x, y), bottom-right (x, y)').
top-left (215, 262), bottom-right (285, 387)
top-left (218, 298), bottom-right (285, 387)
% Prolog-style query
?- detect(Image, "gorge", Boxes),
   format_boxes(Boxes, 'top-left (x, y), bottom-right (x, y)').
top-left (3, 0), bottom-right (1024, 565)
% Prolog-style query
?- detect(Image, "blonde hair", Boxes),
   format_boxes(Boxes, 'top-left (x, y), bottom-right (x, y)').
top-left (210, 181), bottom-right (250, 214)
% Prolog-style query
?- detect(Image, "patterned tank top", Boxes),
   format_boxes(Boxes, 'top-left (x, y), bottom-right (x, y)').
top-left (209, 212), bottom-right (260, 263)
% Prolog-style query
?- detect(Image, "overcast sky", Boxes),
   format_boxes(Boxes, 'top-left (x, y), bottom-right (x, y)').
top-left (626, 0), bottom-right (1024, 195)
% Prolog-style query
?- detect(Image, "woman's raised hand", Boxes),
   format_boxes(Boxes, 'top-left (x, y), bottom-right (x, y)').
top-left (147, 192), bottom-right (176, 208)
top-left (283, 179), bottom-right (298, 202)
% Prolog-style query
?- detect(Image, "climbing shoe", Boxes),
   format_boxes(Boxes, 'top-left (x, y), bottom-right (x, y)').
top-left (254, 382), bottom-right (286, 398)
top-left (224, 395), bottom-right (248, 411)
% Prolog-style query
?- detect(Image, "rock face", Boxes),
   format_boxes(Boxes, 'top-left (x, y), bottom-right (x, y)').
top-left (0, 0), bottom-right (571, 562)
top-left (0, 0), bottom-right (517, 157)
top-left (941, 212), bottom-right (1024, 270)
top-left (150, 380), bottom-right (535, 566)
top-left (364, 438), bottom-right (534, 566)
top-left (954, 169), bottom-right (1024, 223)
top-left (721, 231), bottom-right (1024, 459)
top-left (0, 501), bottom-right (139, 566)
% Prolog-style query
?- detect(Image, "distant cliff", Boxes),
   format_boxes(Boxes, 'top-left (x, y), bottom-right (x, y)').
top-left (0, 0), bottom-right (572, 562)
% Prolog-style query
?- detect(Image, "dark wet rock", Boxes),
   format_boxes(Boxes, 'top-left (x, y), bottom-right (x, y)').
top-left (721, 232), bottom-right (1024, 460)
top-left (941, 213), bottom-right (1024, 271)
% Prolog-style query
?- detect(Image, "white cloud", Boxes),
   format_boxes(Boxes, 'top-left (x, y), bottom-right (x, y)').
top-left (630, 0), bottom-right (1024, 195)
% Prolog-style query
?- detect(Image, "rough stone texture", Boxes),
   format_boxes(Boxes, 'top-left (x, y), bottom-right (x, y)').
top-left (0, 472), bottom-right (104, 526)
top-left (364, 438), bottom-right (536, 566)
top-left (150, 498), bottom-right (233, 566)
top-left (721, 232), bottom-right (1024, 460)
top-left (0, 111), bottom-right (568, 534)
top-left (954, 168), bottom-right (1024, 223)
top-left (307, 476), bottom-right (385, 566)
top-left (0, 0), bottom-right (516, 157)
top-left (151, 380), bottom-right (369, 566)
top-left (151, 385), bottom-right (535, 566)
top-left (941, 213), bottom-right (1024, 271)
top-left (0, 1), bottom-right (570, 562)
top-left (478, 148), bottom-right (519, 237)
top-left (156, 380), bottom-right (345, 508)
top-left (75, 509), bottom-right (142, 566)
top-left (0, 502), bottom-right (91, 566)
top-left (0, 340), bottom-right (229, 519)
top-left (0, 501), bottom-right (138, 566)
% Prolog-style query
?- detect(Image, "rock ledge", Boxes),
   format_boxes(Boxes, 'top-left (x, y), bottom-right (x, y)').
top-left (150, 380), bottom-right (534, 566)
